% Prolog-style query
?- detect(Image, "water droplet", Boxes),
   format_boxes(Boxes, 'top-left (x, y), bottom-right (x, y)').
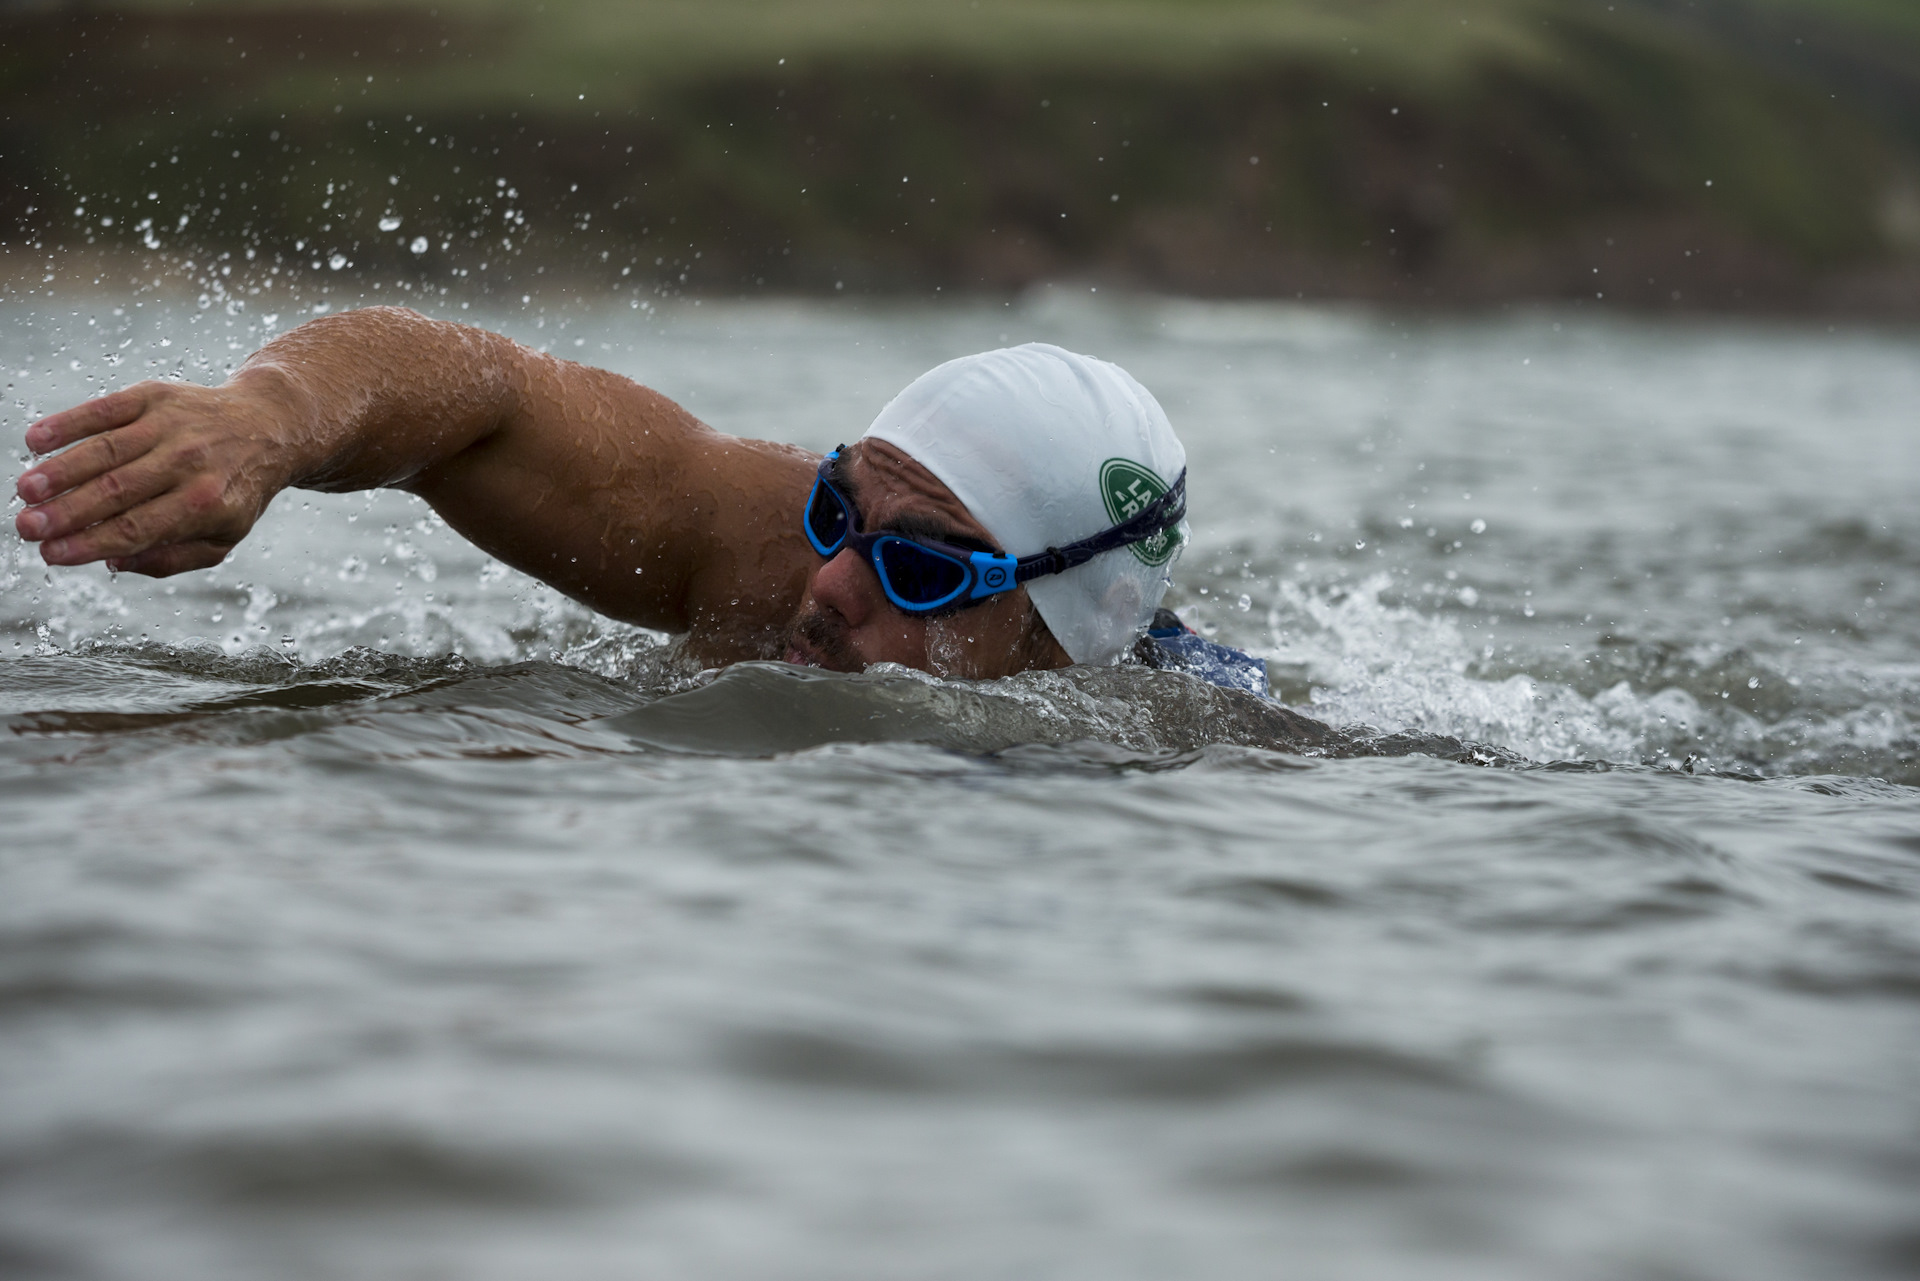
top-left (1747, 676), bottom-right (1760, 689)
top-left (410, 236), bottom-right (430, 254)
top-left (328, 253), bottom-right (347, 270)
top-left (378, 214), bottom-right (403, 231)
top-left (1469, 518), bottom-right (1487, 534)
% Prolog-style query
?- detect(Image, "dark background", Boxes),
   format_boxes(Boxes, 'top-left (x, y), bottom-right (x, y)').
top-left (5, 0), bottom-right (1920, 311)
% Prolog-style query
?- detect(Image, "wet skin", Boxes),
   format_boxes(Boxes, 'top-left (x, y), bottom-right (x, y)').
top-left (12, 307), bottom-right (1068, 677)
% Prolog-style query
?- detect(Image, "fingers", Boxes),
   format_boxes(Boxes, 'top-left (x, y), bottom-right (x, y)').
top-left (18, 395), bottom-right (164, 506)
top-left (15, 433), bottom-right (167, 537)
top-left (106, 540), bottom-right (236, 579)
top-left (34, 482), bottom-right (228, 566)
top-left (23, 384), bottom-right (154, 455)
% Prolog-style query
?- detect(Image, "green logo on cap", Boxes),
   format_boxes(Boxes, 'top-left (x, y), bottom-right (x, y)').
top-left (1099, 458), bottom-right (1182, 567)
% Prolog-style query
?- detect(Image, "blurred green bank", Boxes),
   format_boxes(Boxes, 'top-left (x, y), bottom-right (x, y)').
top-left (4, 0), bottom-right (1919, 309)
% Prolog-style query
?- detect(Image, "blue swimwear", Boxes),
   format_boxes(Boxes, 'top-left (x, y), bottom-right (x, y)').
top-left (1136, 609), bottom-right (1269, 697)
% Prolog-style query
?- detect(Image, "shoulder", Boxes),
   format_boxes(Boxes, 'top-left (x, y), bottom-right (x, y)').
top-left (674, 436), bottom-right (823, 665)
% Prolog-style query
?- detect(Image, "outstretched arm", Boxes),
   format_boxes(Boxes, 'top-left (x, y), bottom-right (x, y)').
top-left (13, 307), bottom-right (816, 657)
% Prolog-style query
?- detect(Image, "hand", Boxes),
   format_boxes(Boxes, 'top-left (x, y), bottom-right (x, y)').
top-left (14, 378), bottom-right (297, 577)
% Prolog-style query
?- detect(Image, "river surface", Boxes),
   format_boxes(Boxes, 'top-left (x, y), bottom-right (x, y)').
top-left (3, 282), bottom-right (1919, 1280)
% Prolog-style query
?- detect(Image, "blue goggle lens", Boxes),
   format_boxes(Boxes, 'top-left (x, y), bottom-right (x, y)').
top-left (805, 477), bottom-right (851, 555)
top-left (873, 537), bottom-right (969, 609)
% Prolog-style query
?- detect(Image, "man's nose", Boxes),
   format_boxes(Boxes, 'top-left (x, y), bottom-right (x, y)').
top-left (810, 547), bottom-right (880, 627)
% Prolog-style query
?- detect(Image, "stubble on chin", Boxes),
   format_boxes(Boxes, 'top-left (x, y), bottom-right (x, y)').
top-left (782, 608), bottom-right (864, 672)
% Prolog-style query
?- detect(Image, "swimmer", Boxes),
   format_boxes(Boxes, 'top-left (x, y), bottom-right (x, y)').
top-left (13, 307), bottom-right (1259, 689)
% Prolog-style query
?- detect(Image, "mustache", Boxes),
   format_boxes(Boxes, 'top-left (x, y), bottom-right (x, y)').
top-left (784, 607), bottom-right (863, 672)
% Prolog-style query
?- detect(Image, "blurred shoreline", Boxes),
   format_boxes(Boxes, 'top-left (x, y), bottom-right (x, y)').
top-left (9, 242), bottom-right (1920, 328)
top-left (6, 1), bottom-right (1920, 315)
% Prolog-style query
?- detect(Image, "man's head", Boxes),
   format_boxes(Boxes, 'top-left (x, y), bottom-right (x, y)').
top-left (782, 344), bottom-right (1188, 678)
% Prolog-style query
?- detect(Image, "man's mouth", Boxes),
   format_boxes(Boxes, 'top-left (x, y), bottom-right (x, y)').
top-left (780, 609), bottom-right (860, 672)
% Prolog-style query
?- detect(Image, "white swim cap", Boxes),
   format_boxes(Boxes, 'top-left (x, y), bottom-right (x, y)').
top-left (862, 343), bottom-right (1189, 665)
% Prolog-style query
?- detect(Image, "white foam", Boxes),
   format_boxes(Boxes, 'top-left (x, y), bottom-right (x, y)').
top-left (1260, 574), bottom-right (1691, 763)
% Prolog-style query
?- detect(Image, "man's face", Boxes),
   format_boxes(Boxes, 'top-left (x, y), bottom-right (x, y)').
top-left (781, 440), bottom-right (1068, 679)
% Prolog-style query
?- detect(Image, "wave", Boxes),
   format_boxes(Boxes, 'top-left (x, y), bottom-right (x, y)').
top-left (1240, 574), bottom-right (1920, 783)
top-left (4, 560), bottom-right (1913, 779)
top-left (608, 661), bottom-right (1511, 764)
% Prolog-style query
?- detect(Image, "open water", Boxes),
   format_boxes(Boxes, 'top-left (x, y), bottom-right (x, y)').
top-left (3, 284), bottom-right (1918, 1280)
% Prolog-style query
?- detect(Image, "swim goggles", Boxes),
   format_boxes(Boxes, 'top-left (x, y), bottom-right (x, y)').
top-left (803, 445), bottom-right (1186, 615)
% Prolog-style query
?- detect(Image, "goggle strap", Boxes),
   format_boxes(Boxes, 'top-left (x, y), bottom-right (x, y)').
top-left (1012, 469), bottom-right (1187, 584)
